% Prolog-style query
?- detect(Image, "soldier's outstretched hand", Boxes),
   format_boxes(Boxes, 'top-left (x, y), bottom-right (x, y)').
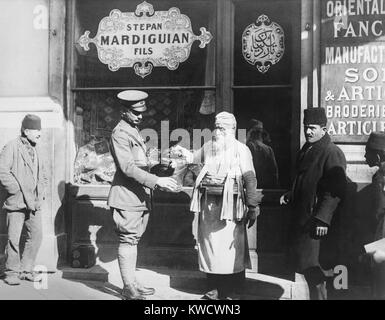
top-left (156, 177), bottom-right (178, 192)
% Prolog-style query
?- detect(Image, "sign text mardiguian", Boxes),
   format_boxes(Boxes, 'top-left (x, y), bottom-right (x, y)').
top-left (101, 33), bottom-right (190, 54)
top-left (99, 23), bottom-right (190, 55)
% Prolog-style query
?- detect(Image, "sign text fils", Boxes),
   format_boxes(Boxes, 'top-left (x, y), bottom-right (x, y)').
top-left (77, 1), bottom-right (213, 78)
top-left (321, 0), bottom-right (385, 142)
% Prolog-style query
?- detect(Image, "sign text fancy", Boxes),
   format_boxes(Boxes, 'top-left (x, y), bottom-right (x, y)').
top-left (78, 1), bottom-right (213, 78)
top-left (321, 0), bottom-right (385, 142)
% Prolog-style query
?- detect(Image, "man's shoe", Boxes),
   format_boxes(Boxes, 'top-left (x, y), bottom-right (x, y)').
top-left (202, 289), bottom-right (219, 300)
top-left (19, 272), bottom-right (41, 282)
top-left (222, 293), bottom-right (241, 300)
top-left (316, 282), bottom-right (327, 300)
top-left (121, 283), bottom-right (146, 300)
top-left (134, 282), bottom-right (155, 296)
top-left (4, 273), bottom-right (21, 286)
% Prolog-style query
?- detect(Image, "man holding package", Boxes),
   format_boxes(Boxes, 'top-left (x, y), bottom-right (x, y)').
top-left (107, 90), bottom-right (178, 300)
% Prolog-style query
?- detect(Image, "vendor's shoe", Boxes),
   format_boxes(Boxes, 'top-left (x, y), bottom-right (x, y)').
top-left (19, 271), bottom-right (41, 282)
top-left (135, 282), bottom-right (155, 296)
top-left (121, 283), bottom-right (146, 300)
top-left (3, 272), bottom-right (21, 286)
top-left (202, 289), bottom-right (219, 300)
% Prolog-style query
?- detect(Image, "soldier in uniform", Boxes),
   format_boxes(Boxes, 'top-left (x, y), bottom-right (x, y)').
top-left (107, 90), bottom-right (178, 300)
top-left (364, 132), bottom-right (385, 299)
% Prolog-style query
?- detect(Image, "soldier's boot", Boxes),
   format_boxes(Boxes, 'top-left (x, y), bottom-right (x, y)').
top-left (3, 271), bottom-right (21, 286)
top-left (19, 271), bottom-right (42, 282)
top-left (118, 244), bottom-right (146, 300)
top-left (121, 283), bottom-right (146, 300)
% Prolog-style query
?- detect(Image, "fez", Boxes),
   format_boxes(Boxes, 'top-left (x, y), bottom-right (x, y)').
top-left (366, 132), bottom-right (385, 151)
top-left (303, 108), bottom-right (327, 126)
top-left (117, 90), bottom-right (148, 112)
top-left (22, 114), bottom-right (41, 130)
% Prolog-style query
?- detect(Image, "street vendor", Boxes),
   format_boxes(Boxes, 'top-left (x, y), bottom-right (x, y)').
top-left (173, 111), bottom-right (260, 300)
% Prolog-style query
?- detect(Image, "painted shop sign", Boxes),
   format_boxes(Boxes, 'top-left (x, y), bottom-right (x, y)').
top-left (78, 1), bottom-right (213, 78)
top-left (242, 14), bottom-right (285, 74)
top-left (321, 0), bottom-right (385, 143)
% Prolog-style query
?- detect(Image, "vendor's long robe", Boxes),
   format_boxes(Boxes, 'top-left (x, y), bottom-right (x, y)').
top-left (190, 140), bottom-right (258, 274)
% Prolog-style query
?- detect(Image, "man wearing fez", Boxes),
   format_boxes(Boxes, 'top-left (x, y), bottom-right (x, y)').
top-left (0, 114), bottom-right (48, 285)
top-left (280, 107), bottom-right (347, 300)
top-left (107, 90), bottom-right (178, 300)
top-left (173, 112), bottom-right (260, 299)
top-left (364, 132), bottom-right (385, 299)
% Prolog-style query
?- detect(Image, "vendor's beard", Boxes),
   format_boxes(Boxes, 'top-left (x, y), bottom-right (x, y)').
top-left (211, 132), bottom-right (235, 155)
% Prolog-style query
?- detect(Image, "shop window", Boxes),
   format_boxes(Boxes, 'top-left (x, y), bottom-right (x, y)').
top-left (70, 0), bottom-right (216, 185)
top-left (232, 0), bottom-right (301, 188)
top-left (234, 88), bottom-right (292, 188)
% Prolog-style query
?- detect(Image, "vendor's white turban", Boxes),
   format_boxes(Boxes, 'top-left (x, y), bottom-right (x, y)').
top-left (215, 111), bottom-right (236, 129)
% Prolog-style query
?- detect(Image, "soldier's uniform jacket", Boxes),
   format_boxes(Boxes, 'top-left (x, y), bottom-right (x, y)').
top-left (107, 119), bottom-right (158, 212)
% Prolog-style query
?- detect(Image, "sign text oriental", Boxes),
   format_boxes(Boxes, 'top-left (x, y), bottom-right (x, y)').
top-left (321, 0), bottom-right (385, 142)
top-left (78, 1), bottom-right (213, 78)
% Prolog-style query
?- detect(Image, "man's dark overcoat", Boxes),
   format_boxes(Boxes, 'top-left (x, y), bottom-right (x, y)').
top-left (289, 133), bottom-right (347, 272)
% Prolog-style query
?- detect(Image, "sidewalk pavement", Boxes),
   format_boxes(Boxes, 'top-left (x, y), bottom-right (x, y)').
top-left (0, 261), bottom-right (373, 300)
top-left (0, 271), bottom-right (203, 300)
top-left (0, 260), bottom-right (294, 300)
